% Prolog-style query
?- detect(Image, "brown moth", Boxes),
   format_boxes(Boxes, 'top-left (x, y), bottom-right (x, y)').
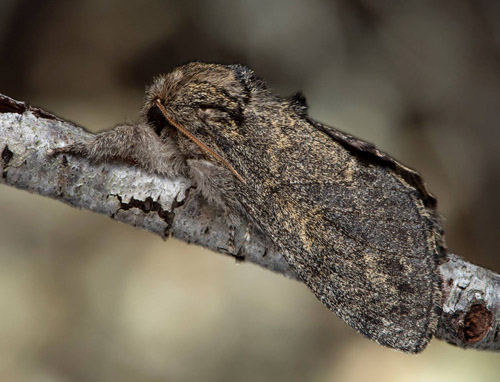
top-left (52, 62), bottom-right (445, 353)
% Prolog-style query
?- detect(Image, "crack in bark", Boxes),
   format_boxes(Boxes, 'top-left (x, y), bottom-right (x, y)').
top-left (1, 144), bottom-right (13, 179)
top-left (110, 185), bottom-right (196, 236)
top-left (234, 245), bottom-right (246, 262)
top-left (2, 145), bottom-right (13, 165)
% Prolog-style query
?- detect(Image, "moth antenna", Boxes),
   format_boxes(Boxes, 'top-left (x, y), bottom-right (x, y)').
top-left (155, 99), bottom-right (246, 184)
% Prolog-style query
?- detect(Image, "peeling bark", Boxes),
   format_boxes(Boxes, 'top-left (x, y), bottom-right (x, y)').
top-left (1, 93), bottom-right (499, 352)
top-left (0, 93), bottom-right (294, 278)
top-left (437, 254), bottom-right (500, 350)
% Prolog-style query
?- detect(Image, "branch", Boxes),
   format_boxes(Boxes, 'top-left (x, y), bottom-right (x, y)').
top-left (437, 254), bottom-right (500, 350)
top-left (0, 94), bottom-right (295, 278)
top-left (1, 93), bottom-right (498, 352)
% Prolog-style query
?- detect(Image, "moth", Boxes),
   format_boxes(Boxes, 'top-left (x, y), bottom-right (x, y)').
top-left (52, 62), bottom-right (445, 353)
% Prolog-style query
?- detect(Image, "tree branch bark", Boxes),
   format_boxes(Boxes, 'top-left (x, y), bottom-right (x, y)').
top-left (1, 93), bottom-right (498, 352)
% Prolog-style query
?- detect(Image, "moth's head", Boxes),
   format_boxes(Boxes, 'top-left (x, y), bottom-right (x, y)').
top-left (142, 62), bottom-right (266, 182)
top-left (143, 62), bottom-right (262, 136)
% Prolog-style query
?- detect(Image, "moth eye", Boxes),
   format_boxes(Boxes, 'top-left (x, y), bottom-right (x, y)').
top-left (198, 105), bottom-right (212, 112)
top-left (197, 105), bottom-right (220, 120)
top-left (197, 104), bottom-right (233, 123)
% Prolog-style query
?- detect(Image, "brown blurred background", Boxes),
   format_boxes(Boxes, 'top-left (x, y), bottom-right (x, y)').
top-left (1, 0), bottom-right (500, 381)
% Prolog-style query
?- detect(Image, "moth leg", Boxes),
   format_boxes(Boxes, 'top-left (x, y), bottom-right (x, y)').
top-left (50, 123), bottom-right (187, 177)
top-left (187, 158), bottom-right (242, 226)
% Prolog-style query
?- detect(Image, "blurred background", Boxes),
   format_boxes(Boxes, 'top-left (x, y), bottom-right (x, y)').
top-left (1, 0), bottom-right (500, 381)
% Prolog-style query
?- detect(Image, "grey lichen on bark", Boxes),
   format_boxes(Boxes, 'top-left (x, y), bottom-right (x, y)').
top-left (437, 254), bottom-right (500, 350)
top-left (0, 93), bottom-right (499, 352)
top-left (0, 93), bottom-right (294, 278)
